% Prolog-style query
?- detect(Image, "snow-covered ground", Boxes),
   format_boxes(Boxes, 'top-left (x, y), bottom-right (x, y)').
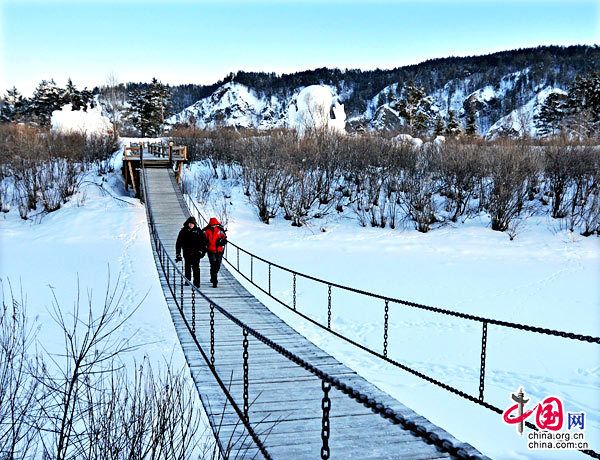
top-left (186, 162), bottom-right (600, 459)
top-left (1, 149), bottom-right (598, 459)
top-left (0, 158), bottom-right (213, 452)
top-left (51, 102), bottom-right (113, 135)
top-left (0, 170), bottom-right (178, 363)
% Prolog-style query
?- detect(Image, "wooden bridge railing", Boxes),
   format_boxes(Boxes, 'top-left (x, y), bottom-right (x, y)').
top-left (122, 141), bottom-right (188, 197)
top-left (123, 142), bottom-right (188, 161)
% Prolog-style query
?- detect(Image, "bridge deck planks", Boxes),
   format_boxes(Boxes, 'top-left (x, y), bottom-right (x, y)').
top-left (144, 168), bottom-right (484, 459)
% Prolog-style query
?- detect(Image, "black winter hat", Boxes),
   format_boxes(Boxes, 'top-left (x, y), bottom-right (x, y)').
top-left (184, 216), bottom-right (198, 226)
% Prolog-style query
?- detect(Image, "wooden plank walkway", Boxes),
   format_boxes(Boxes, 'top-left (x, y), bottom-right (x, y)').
top-left (143, 167), bottom-right (486, 459)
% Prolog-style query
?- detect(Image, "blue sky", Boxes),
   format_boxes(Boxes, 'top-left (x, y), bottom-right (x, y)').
top-left (1, 0), bottom-right (598, 94)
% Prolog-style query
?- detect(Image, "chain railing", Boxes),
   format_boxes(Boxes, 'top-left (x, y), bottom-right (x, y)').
top-left (180, 180), bottom-right (600, 459)
top-left (143, 169), bottom-right (489, 460)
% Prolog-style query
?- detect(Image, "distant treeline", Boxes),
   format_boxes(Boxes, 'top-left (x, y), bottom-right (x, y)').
top-left (94, 45), bottom-right (600, 115)
top-left (225, 45), bottom-right (600, 115)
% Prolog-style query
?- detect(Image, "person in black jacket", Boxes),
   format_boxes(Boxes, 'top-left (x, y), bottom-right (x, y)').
top-left (175, 216), bottom-right (207, 288)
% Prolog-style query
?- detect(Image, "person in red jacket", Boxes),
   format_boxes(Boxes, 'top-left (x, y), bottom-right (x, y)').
top-left (203, 217), bottom-right (227, 288)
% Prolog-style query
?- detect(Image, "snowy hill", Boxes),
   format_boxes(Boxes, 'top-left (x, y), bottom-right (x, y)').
top-left (161, 45), bottom-right (597, 137)
top-left (166, 82), bottom-right (345, 133)
top-left (167, 82), bottom-right (271, 129)
top-left (168, 74), bottom-right (569, 137)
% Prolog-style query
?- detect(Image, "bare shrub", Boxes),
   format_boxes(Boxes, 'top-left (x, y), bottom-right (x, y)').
top-left (211, 193), bottom-right (231, 228)
top-left (34, 279), bottom-right (141, 460)
top-left (560, 146), bottom-right (600, 236)
top-left (40, 158), bottom-right (83, 212)
top-left (397, 146), bottom-right (441, 233)
top-left (192, 167), bottom-right (216, 205)
top-left (542, 143), bottom-right (577, 219)
top-left (0, 124), bottom-right (117, 214)
top-left (279, 158), bottom-right (321, 227)
top-left (76, 360), bottom-right (204, 460)
top-left (84, 134), bottom-right (119, 175)
top-left (1, 277), bottom-right (211, 460)
top-left (171, 126), bottom-right (212, 163)
top-left (343, 135), bottom-right (399, 228)
top-left (437, 141), bottom-right (484, 222)
top-left (172, 127), bottom-right (243, 178)
top-left (483, 142), bottom-right (539, 232)
top-left (299, 131), bottom-right (343, 207)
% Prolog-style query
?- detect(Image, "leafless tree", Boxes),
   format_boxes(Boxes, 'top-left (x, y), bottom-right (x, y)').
top-left (34, 276), bottom-right (142, 460)
top-left (100, 74), bottom-right (126, 136)
top-left (0, 281), bottom-right (41, 459)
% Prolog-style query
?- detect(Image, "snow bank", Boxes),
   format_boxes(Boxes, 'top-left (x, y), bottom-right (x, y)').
top-left (187, 160), bottom-right (600, 459)
top-left (392, 133), bottom-right (424, 147)
top-left (288, 85), bottom-right (346, 135)
top-left (51, 103), bottom-right (114, 136)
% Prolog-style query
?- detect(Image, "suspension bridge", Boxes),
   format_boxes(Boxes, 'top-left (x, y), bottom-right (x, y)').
top-left (130, 142), bottom-right (599, 459)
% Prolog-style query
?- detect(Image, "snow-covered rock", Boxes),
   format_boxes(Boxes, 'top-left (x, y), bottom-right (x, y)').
top-left (168, 83), bottom-right (346, 134)
top-left (51, 104), bottom-right (113, 136)
top-left (287, 85), bottom-right (345, 135)
top-left (166, 82), bottom-right (271, 129)
top-left (371, 104), bottom-right (403, 131)
top-left (392, 133), bottom-right (423, 147)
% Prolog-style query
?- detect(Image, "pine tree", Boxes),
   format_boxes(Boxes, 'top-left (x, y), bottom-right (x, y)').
top-left (445, 110), bottom-right (461, 136)
top-left (566, 72), bottom-right (600, 135)
top-left (393, 81), bottom-right (434, 135)
top-left (125, 78), bottom-right (171, 137)
top-left (126, 89), bottom-right (148, 136)
top-left (148, 77), bottom-right (171, 132)
top-left (1, 87), bottom-right (28, 122)
top-left (63, 78), bottom-right (84, 111)
top-left (81, 88), bottom-right (95, 108)
top-left (30, 79), bottom-right (64, 126)
top-left (433, 115), bottom-right (444, 136)
top-left (534, 92), bottom-right (568, 137)
top-left (465, 105), bottom-right (478, 136)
